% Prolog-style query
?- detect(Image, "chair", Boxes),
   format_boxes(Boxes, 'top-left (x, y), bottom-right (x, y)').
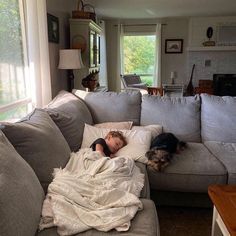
top-left (121, 74), bottom-right (148, 91)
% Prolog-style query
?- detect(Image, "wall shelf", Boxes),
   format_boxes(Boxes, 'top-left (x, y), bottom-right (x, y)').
top-left (187, 46), bottom-right (236, 51)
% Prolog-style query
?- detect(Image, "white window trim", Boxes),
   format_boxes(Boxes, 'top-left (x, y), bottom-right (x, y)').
top-left (0, 98), bottom-right (32, 113)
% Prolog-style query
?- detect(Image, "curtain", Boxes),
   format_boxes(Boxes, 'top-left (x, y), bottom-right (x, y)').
top-left (154, 24), bottom-right (162, 87)
top-left (117, 24), bottom-right (124, 90)
top-left (99, 20), bottom-right (108, 88)
top-left (24, 0), bottom-right (52, 107)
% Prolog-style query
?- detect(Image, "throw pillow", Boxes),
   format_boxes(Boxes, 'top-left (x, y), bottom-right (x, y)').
top-left (0, 109), bottom-right (71, 191)
top-left (131, 124), bottom-right (163, 140)
top-left (81, 124), bottom-right (152, 163)
top-left (73, 89), bottom-right (141, 125)
top-left (94, 121), bottom-right (133, 130)
top-left (45, 90), bottom-right (93, 152)
top-left (0, 130), bottom-right (45, 236)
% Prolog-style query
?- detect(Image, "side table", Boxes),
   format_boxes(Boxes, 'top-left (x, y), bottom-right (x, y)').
top-left (162, 84), bottom-right (185, 97)
top-left (208, 185), bottom-right (236, 236)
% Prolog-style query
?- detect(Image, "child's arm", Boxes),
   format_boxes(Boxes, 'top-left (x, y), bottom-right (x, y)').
top-left (95, 143), bottom-right (106, 156)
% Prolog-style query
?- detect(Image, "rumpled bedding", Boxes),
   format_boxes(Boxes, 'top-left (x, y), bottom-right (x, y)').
top-left (39, 148), bottom-right (144, 236)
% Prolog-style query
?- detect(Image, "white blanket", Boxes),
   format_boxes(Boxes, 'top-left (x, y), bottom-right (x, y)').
top-left (39, 148), bottom-right (144, 236)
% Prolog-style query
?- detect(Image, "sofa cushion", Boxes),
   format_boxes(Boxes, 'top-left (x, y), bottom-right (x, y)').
top-left (204, 141), bottom-right (236, 184)
top-left (141, 95), bottom-right (201, 142)
top-left (201, 94), bottom-right (236, 142)
top-left (74, 90), bottom-right (141, 125)
top-left (36, 199), bottom-right (159, 236)
top-left (0, 130), bottom-right (45, 236)
top-left (148, 142), bottom-right (227, 192)
top-left (46, 90), bottom-right (93, 152)
top-left (0, 109), bottom-right (71, 191)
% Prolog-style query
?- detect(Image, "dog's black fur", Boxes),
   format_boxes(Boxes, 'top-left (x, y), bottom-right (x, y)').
top-left (146, 133), bottom-right (186, 171)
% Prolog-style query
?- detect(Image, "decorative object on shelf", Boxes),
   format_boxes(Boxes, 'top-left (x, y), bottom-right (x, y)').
top-left (185, 64), bottom-right (195, 96)
top-left (165, 39), bottom-right (183, 53)
top-left (72, 35), bottom-right (86, 52)
top-left (72, 0), bottom-right (96, 22)
top-left (47, 13), bottom-right (59, 43)
top-left (82, 70), bottom-right (99, 91)
top-left (170, 71), bottom-right (176, 84)
top-left (58, 49), bottom-right (84, 91)
top-left (202, 27), bottom-right (216, 46)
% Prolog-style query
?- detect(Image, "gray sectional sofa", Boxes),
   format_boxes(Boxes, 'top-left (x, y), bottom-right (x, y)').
top-left (0, 89), bottom-right (236, 236)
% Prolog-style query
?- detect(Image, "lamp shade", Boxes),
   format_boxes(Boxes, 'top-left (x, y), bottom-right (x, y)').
top-left (58, 49), bottom-right (84, 69)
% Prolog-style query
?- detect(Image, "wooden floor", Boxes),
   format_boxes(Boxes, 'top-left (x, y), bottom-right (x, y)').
top-left (157, 206), bottom-right (212, 236)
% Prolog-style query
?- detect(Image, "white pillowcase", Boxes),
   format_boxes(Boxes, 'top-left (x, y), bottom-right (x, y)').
top-left (81, 124), bottom-right (152, 163)
top-left (131, 124), bottom-right (163, 140)
top-left (94, 121), bottom-right (133, 130)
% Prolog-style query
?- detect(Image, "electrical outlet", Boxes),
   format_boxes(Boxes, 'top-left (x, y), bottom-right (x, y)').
top-left (205, 60), bottom-right (211, 67)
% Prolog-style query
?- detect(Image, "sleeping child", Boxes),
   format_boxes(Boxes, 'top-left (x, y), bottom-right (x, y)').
top-left (90, 131), bottom-right (127, 158)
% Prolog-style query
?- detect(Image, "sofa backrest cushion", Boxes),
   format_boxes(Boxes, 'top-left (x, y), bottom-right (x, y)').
top-left (74, 90), bottom-right (141, 125)
top-left (201, 94), bottom-right (236, 142)
top-left (45, 90), bottom-right (93, 152)
top-left (141, 95), bottom-right (201, 142)
top-left (0, 109), bottom-right (71, 191)
top-left (0, 130), bottom-right (45, 236)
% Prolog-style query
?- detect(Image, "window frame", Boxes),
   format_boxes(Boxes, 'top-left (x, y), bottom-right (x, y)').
top-left (0, 0), bottom-right (33, 120)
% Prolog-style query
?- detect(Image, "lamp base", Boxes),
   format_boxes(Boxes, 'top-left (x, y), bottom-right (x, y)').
top-left (67, 69), bottom-right (74, 92)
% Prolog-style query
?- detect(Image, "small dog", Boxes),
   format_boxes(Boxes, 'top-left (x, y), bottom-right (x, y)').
top-left (146, 133), bottom-right (186, 171)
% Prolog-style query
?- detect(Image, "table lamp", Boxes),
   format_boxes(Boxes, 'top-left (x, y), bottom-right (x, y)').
top-left (58, 49), bottom-right (84, 91)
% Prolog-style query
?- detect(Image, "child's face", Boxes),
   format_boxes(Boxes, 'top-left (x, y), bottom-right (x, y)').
top-left (106, 136), bottom-right (124, 154)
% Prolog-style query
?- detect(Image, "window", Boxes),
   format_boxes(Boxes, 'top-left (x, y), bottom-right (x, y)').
top-left (123, 34), bottom-right (156, 86)
top-left (0, 0), bottom-right (32, 121)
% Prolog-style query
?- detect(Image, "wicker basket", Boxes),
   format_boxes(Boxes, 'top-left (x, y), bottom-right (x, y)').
top-left (72, 0), bottom-right (96, 22)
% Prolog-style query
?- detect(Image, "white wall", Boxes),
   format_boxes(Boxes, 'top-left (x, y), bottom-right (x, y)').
top-left (187, 16), bottom-right (236, 87)
top-left (161, 17), bottom-right (189, 85)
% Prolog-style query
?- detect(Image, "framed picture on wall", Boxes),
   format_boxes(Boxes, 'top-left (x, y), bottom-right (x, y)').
top-left (165, 39), bottom-right (183, 53)
top-left (47, 13), bottom-right (59, 43)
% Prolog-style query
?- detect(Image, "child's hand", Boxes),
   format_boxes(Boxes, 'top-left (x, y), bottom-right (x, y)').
top-left (110, 153), bottom-right (116, 158)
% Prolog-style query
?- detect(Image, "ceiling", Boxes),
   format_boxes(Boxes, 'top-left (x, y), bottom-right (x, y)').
top-left (87, 0), bottom-right (236, 19)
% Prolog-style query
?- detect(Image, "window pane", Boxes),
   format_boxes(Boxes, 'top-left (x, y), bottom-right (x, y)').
top-left (0, 0), bottom-right (31, 121)
top-left (140, 75), bottom-right (153, 86)
top-left (0, 103), bottom-right (30, 122)
top-left (123, 35), bottom-right (155, 85)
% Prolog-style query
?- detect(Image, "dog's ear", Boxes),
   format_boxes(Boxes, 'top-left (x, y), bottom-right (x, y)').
top-left (145, 150), bottom-right (155, 160)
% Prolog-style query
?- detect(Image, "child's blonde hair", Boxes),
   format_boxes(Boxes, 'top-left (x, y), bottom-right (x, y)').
top-left (105, 131), bottom-right (127, 147)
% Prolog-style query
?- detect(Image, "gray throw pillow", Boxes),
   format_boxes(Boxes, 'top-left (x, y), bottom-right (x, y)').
top-left (45, 90), bottom-right (93, 152)
top-left (0, 109), bottom-right (71, 191)
top-left (0, 130), bottom-right (45, 236)
top-left (141, 95), bottom-right (201, 142)
top-left (74, 90), bottom-right (142, 125)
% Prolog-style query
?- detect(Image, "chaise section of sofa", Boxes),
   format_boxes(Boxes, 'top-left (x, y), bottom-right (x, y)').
top-left (37, 199), bottom-right (159, 236)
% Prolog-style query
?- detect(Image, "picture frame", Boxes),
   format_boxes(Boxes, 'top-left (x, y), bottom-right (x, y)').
top-left (165, 39), bottom-right (183, 53)
top-left (47, 13), bottom-right (59, 43)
